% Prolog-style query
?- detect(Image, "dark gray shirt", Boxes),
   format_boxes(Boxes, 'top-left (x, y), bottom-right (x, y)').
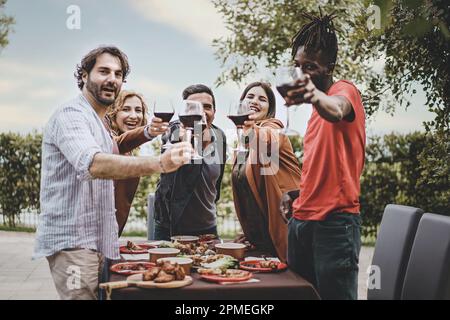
top-left (176, 133), bottom-right (221, 233)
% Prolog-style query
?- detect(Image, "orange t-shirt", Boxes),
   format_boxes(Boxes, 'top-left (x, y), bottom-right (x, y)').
top-left (292, 80), bottom-right (366, 221)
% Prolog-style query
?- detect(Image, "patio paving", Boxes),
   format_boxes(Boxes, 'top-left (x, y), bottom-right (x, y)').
top-left (0, 231), bottom-right (374, 300)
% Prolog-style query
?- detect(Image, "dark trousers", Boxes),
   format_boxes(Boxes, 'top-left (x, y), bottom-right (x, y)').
top-left (154, 222), bottom-right (218, 241)
top-left (288, 212), bottom-right (361, 300)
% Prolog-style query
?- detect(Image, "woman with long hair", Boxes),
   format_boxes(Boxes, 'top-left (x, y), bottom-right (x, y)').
top-left (106, 90), bottom-right (166, 236)
top-left (232, 82), bottom-right (301, 262)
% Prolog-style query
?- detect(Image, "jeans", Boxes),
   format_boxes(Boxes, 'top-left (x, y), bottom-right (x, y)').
top-left (154, 222), bottom-right (219, 241)
top-left (287, 213), bottom-right (362, 300)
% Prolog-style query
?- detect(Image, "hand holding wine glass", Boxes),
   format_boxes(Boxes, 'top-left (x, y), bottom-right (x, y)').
top-left (275, 66), bottom-right (304, 136)
top-left (179, 100), bottom-right (204, 160)
top-left (152, 100), bottom-right (175, 149)
top-left (285, 73), bottom-right (320, 106)
top-left (227, 100), bottom-right (253, 152)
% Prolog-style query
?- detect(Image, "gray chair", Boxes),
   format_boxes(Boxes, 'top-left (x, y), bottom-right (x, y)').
top-left (147, 193), bottom-right (155, 240)
top-left (401, 213), bottom-right (450, 300)
top-left (367, 204), bottom-right (424, 300)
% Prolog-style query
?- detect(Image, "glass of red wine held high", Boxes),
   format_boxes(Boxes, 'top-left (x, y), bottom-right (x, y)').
top-left (227, 100), bottom-right (253, 152)
top-left (179, 100), bottom-right (205, 160)
top-left (152, 101), bottom-right (175, 150)
top-left (275, 66), bottom-right (304, 137)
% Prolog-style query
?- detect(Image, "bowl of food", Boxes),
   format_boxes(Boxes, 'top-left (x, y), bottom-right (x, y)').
top-left (214, 243), bottom-right (246, 260)
top-left (157, 257), bottom-right (193, 275)
top-left (148, 248), bottom-right (180, 263)
top-left (170, 235), bottom-right (200, 244)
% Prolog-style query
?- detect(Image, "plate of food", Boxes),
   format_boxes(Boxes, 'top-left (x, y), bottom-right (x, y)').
top-left (110, 262), bottom-right (156, 275)
top-left (198, 234), bottom-right (217, 243)
top-left (239, 260), bottom-right (288, 273)
top-left (186, 254), bottom-right (238, 271)
top-left (173, 241), bottom-right (212, 256)
top-left (170, 235), bottom-right (199, 244)
top-left (119, 241), bottom-right (156, 254)
top-left (198, 268), bottom-right (253, 283)
top-left (146, 240), bottom-right (174, 248)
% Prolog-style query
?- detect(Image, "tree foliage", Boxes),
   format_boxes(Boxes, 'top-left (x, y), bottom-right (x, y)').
top-left (0, 132), bottom-right (41, 227)
top-left (213, 0), bottom-right (382, 115)
top-left (0, 0), bottom-right (14, 51)
top-left (212, 0), bottom-right (450, 227)
top-left (212, 0), bottom-right (449, 125)
top-left (288, 132), bottom-right (449, 238)
top-left (0, 131), bottom-right (447, 238)
top-left (132, 140), bottom-right (163, 218)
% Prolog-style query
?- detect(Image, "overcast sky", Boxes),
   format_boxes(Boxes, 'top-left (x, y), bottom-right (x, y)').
top-left (0, 0), bottom-right (435, 139)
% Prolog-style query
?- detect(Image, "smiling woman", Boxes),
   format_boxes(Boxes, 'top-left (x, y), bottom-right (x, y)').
top-left (106, 90), bottom-right (150, 236)
top-left (231, 82), bottom-right (301, 262)
top-left (107, 90), bottom-right (148, 136)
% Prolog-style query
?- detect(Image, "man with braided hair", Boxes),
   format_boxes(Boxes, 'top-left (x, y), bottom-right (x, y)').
top-left (280, 11), bottom-right (366, 299)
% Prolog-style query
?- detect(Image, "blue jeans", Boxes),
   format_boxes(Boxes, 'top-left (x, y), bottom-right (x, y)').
top-left (288, 213), bottom-right (361, 300)
top-left (154, 223), bottom-right (218, 241)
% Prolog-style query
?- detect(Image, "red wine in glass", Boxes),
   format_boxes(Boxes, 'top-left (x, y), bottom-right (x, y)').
top-left (154, 112), bottom-right (174, 123)
top-left (276, 83), bottom-right (301, 100)
top-left (227, 113), bottom-right (251, 127)
top-left (153, 101), bottom-right (175, 150)
top-left (179, 114), bottom-right (203, 128)
top-left (228, 101), bottom-right (252, 152)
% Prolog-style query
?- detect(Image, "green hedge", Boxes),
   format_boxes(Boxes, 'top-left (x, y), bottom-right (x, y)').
top-left (360, 132), bottom-right (449, 237)
top-left (1, 131), bottom-right (448, 238)
top-left (0, 132), bottom-right (42, 227)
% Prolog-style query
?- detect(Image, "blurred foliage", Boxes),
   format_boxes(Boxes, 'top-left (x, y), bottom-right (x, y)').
top-left (132, 139), bottom-right (162, 218)
top-left (0, 0), bottom-right (14, 51)
top-left (0, 131), bottom-right (447, 239)
top-left (0, 132), bottom-right (41, 228)
top-left (289, 132), bottom-right (449, 238)
top-left (212, 0), bottom-right (449, 124)
top-left (212, 0), bottom-right (385, 116)
top-left (212, 0), bottom-right (449, 236)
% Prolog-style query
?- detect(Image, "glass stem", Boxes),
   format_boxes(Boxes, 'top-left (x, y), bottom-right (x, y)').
top-left (161, 127), bottom-right (173, 150)
top-left (286, 106), bottom-right (290, 131)
top-left (237, 126), bottom-right (243, 151)
top-left (193, 134), bottom-right (200, 157)
top-left (185, 129), bottom-right (192, 158)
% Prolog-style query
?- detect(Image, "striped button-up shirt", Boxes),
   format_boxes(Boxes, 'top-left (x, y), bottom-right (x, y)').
top-left (33, 94), bottom-right (120, 260)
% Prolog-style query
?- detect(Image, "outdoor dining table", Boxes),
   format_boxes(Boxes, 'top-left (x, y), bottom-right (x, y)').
top-left (101, 248), bottom-right (320, 300)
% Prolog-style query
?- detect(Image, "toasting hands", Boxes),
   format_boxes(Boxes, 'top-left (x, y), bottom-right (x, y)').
top-left (284, 74), bottom-right (323, 107)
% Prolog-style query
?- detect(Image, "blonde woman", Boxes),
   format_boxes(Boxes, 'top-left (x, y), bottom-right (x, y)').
top-left (106, 90), bottom-right (168, 236)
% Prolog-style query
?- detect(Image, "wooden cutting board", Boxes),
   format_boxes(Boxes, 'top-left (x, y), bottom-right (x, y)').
top-left (100, 274), bottom-right (193, 300)
top-left (126, 274), bottom-right (193, 289)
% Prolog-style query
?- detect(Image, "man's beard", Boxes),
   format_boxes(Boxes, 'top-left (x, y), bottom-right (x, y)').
top-left (86, 78), bottom-right (118, 106)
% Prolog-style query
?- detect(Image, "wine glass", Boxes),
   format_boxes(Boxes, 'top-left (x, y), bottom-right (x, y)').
top-left (227, 100), bottom-right (252, 152)
top-left (153, 101), bottom-right (175, 150)
top-left (179, 100), bottom-right (204, 160)
top-left (275, 66), bottom-right (303, 136)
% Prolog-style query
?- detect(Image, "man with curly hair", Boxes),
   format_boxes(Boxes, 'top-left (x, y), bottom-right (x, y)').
top-left (33, 46), bottom-right (192, 300)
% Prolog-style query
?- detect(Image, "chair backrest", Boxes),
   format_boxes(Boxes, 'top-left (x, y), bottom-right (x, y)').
top-left (401, 213), bottom-right (450, 300)
top-left (147, 193), bottom-right (155, 240)
top-left (367, 204), bottom-right (424, 300)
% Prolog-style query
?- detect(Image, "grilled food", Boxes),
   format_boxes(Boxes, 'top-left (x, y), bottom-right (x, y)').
top-left (142, 261), bottom-right (186, 283)
top-left (126, 240), bottom-right (143, 251)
